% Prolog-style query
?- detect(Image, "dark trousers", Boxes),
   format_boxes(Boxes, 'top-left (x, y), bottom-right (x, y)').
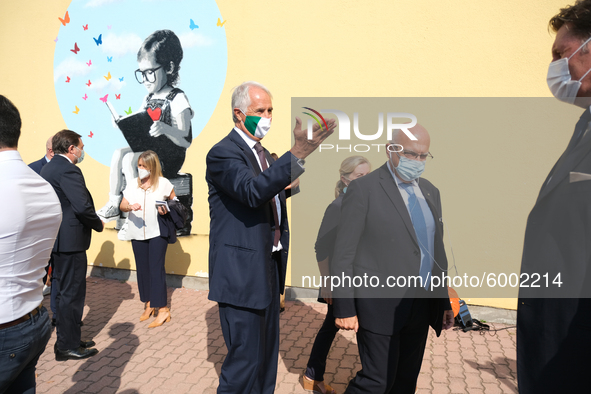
top-left (49, 256), bottom-right (57, 316)
top-left (217, 256), bottom-right (280, 394)
top-left (346, 298), bottom-right (430, 394)
top-left (0, 306), bottom-right (51, 394)
top-left (132, 237), bottom-right (168, 308)
top-left (52, 251), bottom-right (87, 350)
top-left (305, 303), bottom-right (339, 381)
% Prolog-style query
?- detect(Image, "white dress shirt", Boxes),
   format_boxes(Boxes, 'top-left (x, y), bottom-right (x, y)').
top-left (234, 127), bottom-right (283, 251)
top-left (122, 177), bottom-right (173, 240)
top-left (387, 161), bottom-right (436, 274)
top-left (0, 150), bottom-right (62, 324)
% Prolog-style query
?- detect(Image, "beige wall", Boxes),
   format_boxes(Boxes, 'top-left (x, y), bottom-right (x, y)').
top-left (1, 0), bottom-right (574, 309)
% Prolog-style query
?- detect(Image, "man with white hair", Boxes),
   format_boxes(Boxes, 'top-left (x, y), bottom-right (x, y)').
top-left (206, 81), bottom-right (335, 393)
top-left (28, 136), bottom-right (54, 175)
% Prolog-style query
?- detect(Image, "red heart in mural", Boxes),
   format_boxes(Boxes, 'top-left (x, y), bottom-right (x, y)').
top-left (147, 107), bottom-right (161, 121)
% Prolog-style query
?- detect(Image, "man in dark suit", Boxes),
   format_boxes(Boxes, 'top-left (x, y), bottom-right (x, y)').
top-left (41, 130), bottom-right (104, 361)
top-left (332, 125), bottom-right (454, 393)
top-left (28, 136), bottom-right (54, 175)
top-left (517, 2), bottom-right (591, 392)
top-left (29, 135), bottom-right (56, 303)
top-left (206, 81), bottom-right (335, 393)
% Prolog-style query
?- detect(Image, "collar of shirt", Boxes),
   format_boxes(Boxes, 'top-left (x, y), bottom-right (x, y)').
top-left (58, 153), bottom-right (73, 164)
top-left (386, 160), bottom-right (420, 189)
top-left (234, 126), bottom-right (266, 170)
top-left (0, 150), bottom-right (21, 163)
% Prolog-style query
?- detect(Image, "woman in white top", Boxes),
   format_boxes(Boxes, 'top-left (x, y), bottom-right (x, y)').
top-left (119, 150), bottom-right (175, 328)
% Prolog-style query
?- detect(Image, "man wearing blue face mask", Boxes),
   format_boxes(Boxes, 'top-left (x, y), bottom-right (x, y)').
top-left (332, 124), bottom-right (454, 393)
top-left (518, 1), bottom-right (591, 393)
top-left (41, 130), bottom-right (104, 362)
top-left (206, 81), bottom-right (336, 393)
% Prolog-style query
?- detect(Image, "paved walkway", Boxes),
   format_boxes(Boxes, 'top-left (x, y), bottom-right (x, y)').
top-left (36, 277), bottom-right (518, 393)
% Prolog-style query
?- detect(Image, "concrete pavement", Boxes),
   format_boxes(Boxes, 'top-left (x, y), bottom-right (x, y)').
top-left (35, 277), bottom-right (517, 393)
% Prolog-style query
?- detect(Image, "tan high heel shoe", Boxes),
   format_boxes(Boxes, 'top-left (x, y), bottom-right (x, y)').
top-left (140, 301), bottom-right (155, 322)
top-left (148, 307), bottom-right (171, 328)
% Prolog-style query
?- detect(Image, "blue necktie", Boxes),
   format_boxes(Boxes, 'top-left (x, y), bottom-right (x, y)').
top-left (399, 182), bottom-right (431, 289)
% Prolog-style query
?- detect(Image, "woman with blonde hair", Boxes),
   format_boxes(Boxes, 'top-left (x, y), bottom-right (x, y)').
top-left (302, 155), bottom-right (371, 394)
top-left (119, 150), bottom-right (175, 327)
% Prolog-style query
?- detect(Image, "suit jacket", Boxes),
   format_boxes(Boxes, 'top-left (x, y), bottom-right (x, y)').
top-left (517, 108), bottom-right (591, 392)
top-left (40, 155), bottom-right (103, 253)
top-left (332, 163), bottom-right (451, 336)
top-left (28, 156), bottom-right (48, 175)
top-left (206, 129), bottom-right (304, 310)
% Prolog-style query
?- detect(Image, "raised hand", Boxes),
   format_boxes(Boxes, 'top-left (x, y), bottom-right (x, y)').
top-left (290, 116), bottom-right (336, 159)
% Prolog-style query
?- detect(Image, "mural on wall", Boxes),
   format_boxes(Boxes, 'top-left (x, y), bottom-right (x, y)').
top-left (53, 0), bottom-right (228, 235)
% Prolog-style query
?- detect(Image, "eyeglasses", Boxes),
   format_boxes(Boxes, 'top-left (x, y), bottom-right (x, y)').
top-left (399, 150), bottom-right (433, 161)
top-left (135, 66), bottom-right (162, 84)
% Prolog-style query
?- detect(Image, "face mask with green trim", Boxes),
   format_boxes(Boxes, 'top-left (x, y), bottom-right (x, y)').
top-left (240, 109), bottom-right (271, 139)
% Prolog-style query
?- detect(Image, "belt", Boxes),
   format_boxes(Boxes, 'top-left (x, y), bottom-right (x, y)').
top-left (0, 304), bottom-right (42, 330)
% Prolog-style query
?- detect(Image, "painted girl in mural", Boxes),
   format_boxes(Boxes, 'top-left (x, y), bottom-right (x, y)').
top-left (98, 30), bottom-right (193, 227)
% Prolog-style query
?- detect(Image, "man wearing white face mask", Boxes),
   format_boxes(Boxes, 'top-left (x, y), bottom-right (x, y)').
top-left (41, 130), bottom-right (104, 361)
top-left (206, 81), bottom-right (336, 393)
top-left (517, 1), bottom-right (591, 393)
top-left (332, 125), bottom-right (454, 393)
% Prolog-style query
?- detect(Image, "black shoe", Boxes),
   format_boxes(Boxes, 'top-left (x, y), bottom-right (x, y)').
top-left (55, 346), bottom-right (98, 361)
top-left (80, 340), bottom-right (95, 348)
top-left (54, 340), bottom-right (96, 352)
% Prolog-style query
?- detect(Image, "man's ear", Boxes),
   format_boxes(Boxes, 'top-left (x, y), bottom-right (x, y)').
top-left (234, 108), bottom-right (244, 122)
top-left (167, 61), bottom-right (175, 74)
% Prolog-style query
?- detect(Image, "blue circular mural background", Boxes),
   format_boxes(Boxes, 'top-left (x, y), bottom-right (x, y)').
top-left (53, 0), bottom-right (227, 166)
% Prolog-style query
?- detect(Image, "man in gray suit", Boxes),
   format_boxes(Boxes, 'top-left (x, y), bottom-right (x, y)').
top-left (332, 125), bottom-right (453, 393)
top-left (517, 1), bottom-right (591, 392)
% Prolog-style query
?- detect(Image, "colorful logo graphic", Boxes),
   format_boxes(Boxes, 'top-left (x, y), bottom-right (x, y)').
top-left (302, 107), bottom-right (330, 140)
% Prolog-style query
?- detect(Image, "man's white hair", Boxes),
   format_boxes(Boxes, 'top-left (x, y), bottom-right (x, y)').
top-left (231, 81), bottom-right (273, 123)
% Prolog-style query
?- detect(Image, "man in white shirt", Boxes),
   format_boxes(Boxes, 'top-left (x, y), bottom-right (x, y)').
top-left (0, 95), bottom-right (62, 393)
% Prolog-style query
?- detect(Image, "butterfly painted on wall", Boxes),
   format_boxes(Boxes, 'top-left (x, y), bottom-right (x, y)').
top-left (83, 24), bottom-right (88, 31)
top-left (86, 80), bottom-right (92, 87)
top-left (82, 94), bottom-right (88, 100)
top-left (70, 42), bottom-right (80, 54)
top-left (99, 94), bottom-right (108, 103)
top-left (93, 34), bottom-right (102, 46)
top-left (119, 77), bottom-right (124, 82)
top-left (65, 76), bottom-right (71, 83)
top-left (58, 11), bottom-right (70, 26)
top-left (88, 131), bottom-right (94, 138)
top-left (217, 18), bottom-right (226, 27)
top-left (104, 72), bottom-right (111, 81)
top-left (116, 94), bottom-right (121, 100)
top-left (190, 19), bottom-right (199, 30)
top-left (125, 107), bottom-right (132, 115)
top-left (107, 56), bottom-right (113, 62)
top-left (87, 60), bottom-right (92, 66)
top-left (73, 106), bottom-right (80, 114)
